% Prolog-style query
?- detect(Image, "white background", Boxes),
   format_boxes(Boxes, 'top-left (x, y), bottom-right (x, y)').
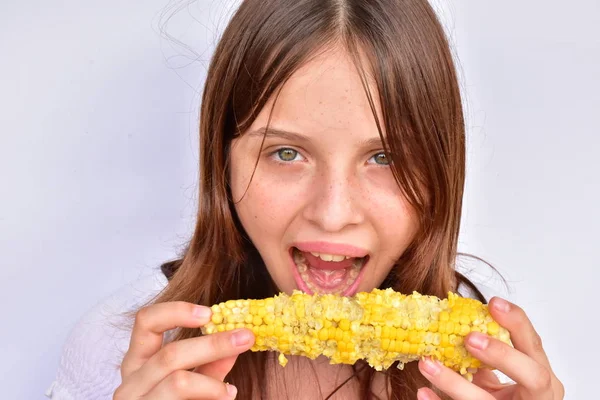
top-left (1, 0), bottom-right (597, 398)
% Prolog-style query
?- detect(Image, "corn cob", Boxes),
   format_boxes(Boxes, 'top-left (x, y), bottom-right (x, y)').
top-left (201, 288), bottom-right (511, 381)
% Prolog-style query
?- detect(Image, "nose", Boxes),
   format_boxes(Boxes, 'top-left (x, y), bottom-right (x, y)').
top-left (302, 169), bottom-right (364, 232)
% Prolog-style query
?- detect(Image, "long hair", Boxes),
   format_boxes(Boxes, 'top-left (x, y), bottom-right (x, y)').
top-left (149, 0), bottom-right (489, 398)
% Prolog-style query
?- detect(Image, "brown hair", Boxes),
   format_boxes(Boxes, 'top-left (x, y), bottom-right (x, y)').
top-left (148, 0), bottom-right (493, 398)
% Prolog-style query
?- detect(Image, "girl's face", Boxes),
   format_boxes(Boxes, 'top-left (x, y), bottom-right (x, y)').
top-left (230, 47), bottom-right (419, 296)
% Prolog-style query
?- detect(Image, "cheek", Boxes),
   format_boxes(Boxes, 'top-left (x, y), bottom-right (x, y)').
top-left (233, 167), bottom-right (306, 234)
top-left (363, 172), bottom-right (419, 247)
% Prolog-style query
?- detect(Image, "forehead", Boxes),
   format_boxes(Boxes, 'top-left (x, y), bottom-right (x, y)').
top-left (249, 47), bottom-right (385, 141)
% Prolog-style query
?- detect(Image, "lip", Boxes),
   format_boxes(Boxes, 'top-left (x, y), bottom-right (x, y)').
top-left (292, 241), bottom-right (370, 258)
top-left (288, 247), bottom-right (369, 296)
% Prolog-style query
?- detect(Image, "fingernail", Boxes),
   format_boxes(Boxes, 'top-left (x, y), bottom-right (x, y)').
top-left (193, 305), bottom-right (211, 319)
top-left (468, 332), bottom-right (489, 350)
top-left (493, 298), bottom-right (510, 313)
top-left (231, 329), bottom-right (252, 347)
top-left (417, 388), bottom-right (431, 400)
top-left (226, 383), bottom-right (237, 398)
top-left (421, 358), bottom-right (441, 376)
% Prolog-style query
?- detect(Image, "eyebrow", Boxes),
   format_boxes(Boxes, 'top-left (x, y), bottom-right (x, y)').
top-left (247, 126), bottom-right (385, 149)
top-left (247, 127), bottom-right (308, 142)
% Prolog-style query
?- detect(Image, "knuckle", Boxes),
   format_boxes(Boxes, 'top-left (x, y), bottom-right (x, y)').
top-left (134, 306), bottom-right (153, 330)
top-left (531, 368), bottom-right (552, 391)
top-left (211, 331), bottom-right (234, 353)
top-left (157, 343), bottom-right (180, 370)
top-left (168, 370), bottom-right (191, 392)
top-left (173, 300), bottom-right (193, 315)
top-left (531, 331), bottom-right (544, 352)
top-left (490, 338), bottom-right (509, 358)
top-left (499, 342), bottom-right (509, 358)
top-left (555, 379), bottom-right (565, 399)
top-left (118, 358), bottom-right (132, 379)
top-left (112, 386), bottom-right (126, 400)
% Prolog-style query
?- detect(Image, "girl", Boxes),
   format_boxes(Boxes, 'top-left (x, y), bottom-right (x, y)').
top-left (50, 0), bottom-right (564, 399)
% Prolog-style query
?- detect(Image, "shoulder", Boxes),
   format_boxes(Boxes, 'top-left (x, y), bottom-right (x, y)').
top-left (46, 269), bottom-right (168, 400)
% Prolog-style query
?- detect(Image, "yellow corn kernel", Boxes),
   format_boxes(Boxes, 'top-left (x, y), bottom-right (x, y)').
top-left (401, 341), bottom-right (410, 354)
top-left (211, 313), bottom-right (223, 324)
top-left (388, 326), bottom-right (397, 340)
top-left (429, 321), bottom-right (439, 333)
top-left (263, 314), bottom-right (275, 325)
top-left (408, 330), bottom-right (419, 344)
top-left (381, 325), bottom-right (389, 339)
top-left (446, 321), bottom-right (455, 334)
top-left (258, 325), bottom-right (267, 337)
top-left (339, 319), bottom-right (351, 331)
top-left (487, 321), bottom-right (500, 336)
top-left (381, 338), bottom-right (390, 350)
top-left (439, 333), bottom-right (448, 347)
top-left (409, 343), bottom-right (419, 354)
top-left (318, 328), bottom-right (329, 341)
top-left (266, 325), bottom-right (275, 336)
top-left (450, 313), bottom-right (461, 323)
top-left (396, 328), bottom-right (407, 341)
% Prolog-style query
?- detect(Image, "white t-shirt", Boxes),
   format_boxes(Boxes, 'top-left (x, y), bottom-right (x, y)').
top-left (45, 269), bottom-right (168, 400)
top-left (45, 269), bottom-right (503, 399)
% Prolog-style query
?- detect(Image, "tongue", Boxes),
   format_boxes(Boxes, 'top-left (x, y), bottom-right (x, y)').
top-left (302, 252), bottom-right (354, 286)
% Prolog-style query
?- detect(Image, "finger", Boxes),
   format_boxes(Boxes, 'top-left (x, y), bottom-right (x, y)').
top-left (465, 332), bottom-right (554, 394)
top-left (488, 297), bottom-right (550, 367)
top-left (194, 354), bottom-right (239, 381)
top-left (120, 302), bottom-right (212, 378)
top-left (418, 358), bottom-right (494, 400)
top-left (120, 328), bottom-right (254, 396)
top-left (143, 370), bottom-right (237, 400)
top-left (417, 387), bottom-right (441, 400)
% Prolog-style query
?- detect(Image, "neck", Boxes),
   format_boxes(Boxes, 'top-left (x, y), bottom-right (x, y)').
top-left (264, 354), bottom-right (388, 400)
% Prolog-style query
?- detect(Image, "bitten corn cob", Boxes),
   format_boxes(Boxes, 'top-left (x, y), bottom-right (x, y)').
top-left (201, 288), bottom-right (511, 381)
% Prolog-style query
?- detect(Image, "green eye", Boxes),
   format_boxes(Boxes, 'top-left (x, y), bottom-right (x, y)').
top-left (370, 152), bottom-right (390, 165)
top-left (276, 148), bottom-right (299, 162)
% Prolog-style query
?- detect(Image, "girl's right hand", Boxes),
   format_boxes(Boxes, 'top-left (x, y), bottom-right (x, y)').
top-left (113, 301), bottom-right (255, 399)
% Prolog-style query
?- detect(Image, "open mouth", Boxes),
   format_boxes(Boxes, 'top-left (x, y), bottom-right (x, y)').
top-left (290, 247), bottom-right (369, 296)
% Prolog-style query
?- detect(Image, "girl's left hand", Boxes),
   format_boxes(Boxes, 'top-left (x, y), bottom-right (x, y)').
top-left (417, 297), bottom-right (564, 400)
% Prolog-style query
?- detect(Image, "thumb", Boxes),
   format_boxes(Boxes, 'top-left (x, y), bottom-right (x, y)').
top-left (193, 354), bottom-right (239, 381)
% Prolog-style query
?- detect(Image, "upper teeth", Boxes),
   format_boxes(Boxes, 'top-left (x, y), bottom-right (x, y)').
top-left (310, 252), bottom-right (352, 262)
